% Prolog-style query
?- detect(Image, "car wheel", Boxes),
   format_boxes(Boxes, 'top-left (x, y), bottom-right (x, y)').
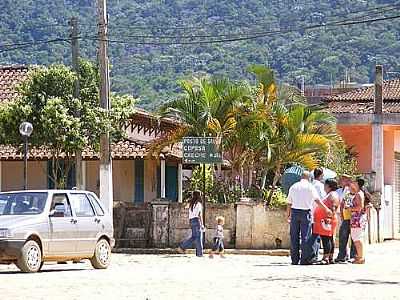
top-left (90, 239), bottom-right (111, 269)
top-left (16, 240), bottom-right (42, 273)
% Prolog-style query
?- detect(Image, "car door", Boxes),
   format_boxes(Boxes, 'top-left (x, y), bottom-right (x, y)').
top-left (69, 193), bottom-right (99, 256)
top-left (48, 193), bottom-right (78, 256)
top-left (87, 193), bottom-right (108, 233)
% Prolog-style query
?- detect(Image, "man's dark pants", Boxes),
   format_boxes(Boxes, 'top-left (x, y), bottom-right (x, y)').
top-left (337, 219), bottom-right (356, 260)
top-left (290, 208), bottom-right (312, 265)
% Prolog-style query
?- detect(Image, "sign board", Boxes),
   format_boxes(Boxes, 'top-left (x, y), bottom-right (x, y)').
top-left (182, 137), bottom-right (222, 164)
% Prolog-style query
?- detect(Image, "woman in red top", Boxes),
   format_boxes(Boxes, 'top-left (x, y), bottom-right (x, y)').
top-left (313, 179), bottom-right (340, 264)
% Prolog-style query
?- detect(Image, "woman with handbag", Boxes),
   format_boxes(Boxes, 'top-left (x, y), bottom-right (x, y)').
top-left (312, 179), bottom-right (340, 264)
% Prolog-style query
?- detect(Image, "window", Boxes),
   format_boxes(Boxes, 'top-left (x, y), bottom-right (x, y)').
top-left (69, 193), bottom-right (95, 217)
top-left (0, 192), bottom-right (48, 215)
top-left (51, 194), bottom-right (72, 217)
top-left (87, 194), bottom-right (105, 216)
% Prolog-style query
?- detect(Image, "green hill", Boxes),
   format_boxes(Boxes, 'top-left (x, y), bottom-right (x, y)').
top-left (1, 0), bottom-right (399, 110)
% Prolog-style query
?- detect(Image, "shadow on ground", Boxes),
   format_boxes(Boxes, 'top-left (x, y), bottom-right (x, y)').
top-left (0, 268), bottom-right (87, 275)
top-left (253, 275), bottom-right (399, 286)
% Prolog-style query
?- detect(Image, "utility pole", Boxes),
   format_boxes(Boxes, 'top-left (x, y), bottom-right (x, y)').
top-left (70, 17), bottom-right (83, 190)
top-left (98, 0), bottom-right (113, 215)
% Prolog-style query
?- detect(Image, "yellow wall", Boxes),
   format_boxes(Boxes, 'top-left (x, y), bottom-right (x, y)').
top-left (85, 160), bottom-right (99, 195)
top-left (1, 161), bottom-right (47, 191)
top-left (0, 158), bottom-right (160, 203)
top-left (112, 160), bottom-right (134, 202)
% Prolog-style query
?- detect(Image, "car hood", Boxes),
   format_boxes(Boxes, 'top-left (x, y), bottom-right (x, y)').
top-left (0, 215), bottom-right (44, 229)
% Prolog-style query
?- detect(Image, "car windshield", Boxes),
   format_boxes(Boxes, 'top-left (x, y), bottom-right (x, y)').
top-left (0, 192), bottom-right (48, 215)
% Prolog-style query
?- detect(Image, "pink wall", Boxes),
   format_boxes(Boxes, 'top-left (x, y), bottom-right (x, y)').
top-left (384, 128), bottom-right (395, 185)
top-left (338, 124), bottom-right (397, 186)
top-left (337, 125), bottom-right (372, 173)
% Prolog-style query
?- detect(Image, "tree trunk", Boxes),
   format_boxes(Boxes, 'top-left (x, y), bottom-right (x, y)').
top-left (266, 165), bottom-right (281, 206)
top-left (240, 166), bottom-right (244, 195)
top-left (261, 170), bottom-right (267, 190)
top-left (51, 156), bottom-right (58, 189)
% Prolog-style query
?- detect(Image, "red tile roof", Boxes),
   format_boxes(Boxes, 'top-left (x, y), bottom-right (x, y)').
top-left (0, 64), bottom-right (182, 160)
top-left (0, 139), bottom-right (181, 161)
top-left (0, 65), bottom-right (29, 103)
top-left (325, 79), bottom-right (400, 113)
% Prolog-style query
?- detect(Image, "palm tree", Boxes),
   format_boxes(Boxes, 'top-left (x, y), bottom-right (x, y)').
top-left (149, 76), bottom-right (250, 155)
top-left (263, 102), bottom-right (337, 204)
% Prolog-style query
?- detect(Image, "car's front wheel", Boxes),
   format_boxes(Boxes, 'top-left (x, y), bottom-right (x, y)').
top-left (16, 240), bottom-right (42, 273)
top-left (90, 238), bottom-right (111, 269)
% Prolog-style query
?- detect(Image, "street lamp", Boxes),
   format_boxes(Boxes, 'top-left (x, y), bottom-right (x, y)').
top-left (19, 122), bottom-right (33, 190)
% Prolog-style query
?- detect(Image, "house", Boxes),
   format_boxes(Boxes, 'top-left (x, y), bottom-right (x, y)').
top-left (325, 65), bottom-right (400, 240)
top-left (0, 65), bottom-right (183, 204)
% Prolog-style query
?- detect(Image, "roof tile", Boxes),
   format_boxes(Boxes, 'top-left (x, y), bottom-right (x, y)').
top-left (325, 78), bottom-right (400, 113)
top-left (0, 65), bottom-right (28, 103)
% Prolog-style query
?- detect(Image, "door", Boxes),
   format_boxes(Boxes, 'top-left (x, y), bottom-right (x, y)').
top-left (166, 165), bottom-right (178, 201)
top-left (48, 194), bottom-right (78, 256)
top-left (394, 158), bottom-right (400, 238)
top-left (69, 193), bottom-right (99, 255)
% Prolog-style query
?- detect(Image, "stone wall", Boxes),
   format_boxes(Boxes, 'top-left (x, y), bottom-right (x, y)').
top-left (168, 203), bottom-right (236, 248)
top-left (113, 202), bottom-right (152, 248)
top-left (114, 201), bottom-right (288, 249)
top-left (236, 203), bottom-right (290, 249)
top-left (113, 202), bottom-right (382, 250)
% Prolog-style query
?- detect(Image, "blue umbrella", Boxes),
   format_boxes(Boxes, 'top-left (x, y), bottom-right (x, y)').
top-left (281, 166), bottom-right (304, 195)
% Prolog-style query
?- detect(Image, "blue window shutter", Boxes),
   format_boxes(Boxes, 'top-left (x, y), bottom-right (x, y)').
top-left (165, 165), bottom-right (178, 202)
top-left (156, 165), bottom-right (161, 198)
top-left (47, 161), bottom-right (54, 189)
top-left (135, 159), bottom-right (144, 203)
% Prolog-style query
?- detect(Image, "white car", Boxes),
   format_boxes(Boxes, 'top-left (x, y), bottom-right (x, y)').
top-left (0, 190), bottom-right (115, 273)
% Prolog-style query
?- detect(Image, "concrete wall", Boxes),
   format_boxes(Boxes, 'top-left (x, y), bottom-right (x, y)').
top-left (236, 203), bottom-right (290, 249)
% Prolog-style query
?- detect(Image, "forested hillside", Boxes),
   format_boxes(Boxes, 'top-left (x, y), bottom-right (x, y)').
top-left (0, 0), bottom-right (399, 109)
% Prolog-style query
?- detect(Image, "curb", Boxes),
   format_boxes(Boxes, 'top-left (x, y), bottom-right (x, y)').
top-left (113, 248), bottom-right (290, 256)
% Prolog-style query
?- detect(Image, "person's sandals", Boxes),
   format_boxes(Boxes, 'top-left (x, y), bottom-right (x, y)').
top-left (352, 257), bottom-right (365, 264)
top-left (316, 258), bottom-right (330, 265)
top-left (176, 247), bottom-right (185, 254)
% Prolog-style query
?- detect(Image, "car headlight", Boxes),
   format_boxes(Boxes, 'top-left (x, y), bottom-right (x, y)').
top-left (0, 228), bottom-right (12, 238)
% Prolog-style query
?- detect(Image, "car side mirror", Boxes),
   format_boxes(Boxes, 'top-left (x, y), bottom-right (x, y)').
top-left (50, 203), bottom-right (65, 218)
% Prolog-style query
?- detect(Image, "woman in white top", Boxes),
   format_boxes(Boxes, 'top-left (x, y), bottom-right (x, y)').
top-left (178, 190), bottom-right (204, 257)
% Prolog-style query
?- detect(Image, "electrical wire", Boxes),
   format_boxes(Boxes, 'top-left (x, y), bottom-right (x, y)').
top-left (0, 38), bottom-right (71, 53)
top-left (102, 14), bottom-right (400, 46)
top-left (107, 2), bottom-right (400, 32)
top-left (107, 5), bottom-right (400, 40)
top-left (0, 12), bottom-right (399, 52)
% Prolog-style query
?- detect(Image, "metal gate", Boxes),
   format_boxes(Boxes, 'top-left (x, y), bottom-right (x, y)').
top-left (394, 156), bottom-right (400, 238)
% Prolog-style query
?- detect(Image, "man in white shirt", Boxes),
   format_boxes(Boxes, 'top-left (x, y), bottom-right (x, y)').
top-left (287, 171), bottom-right (332, 265)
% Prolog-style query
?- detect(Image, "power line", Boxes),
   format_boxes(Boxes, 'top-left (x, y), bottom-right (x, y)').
top-left (0, 38), bottom-right (71, 53)
top-left (100, 14), bottom-right (400, 46)
top-left (107, 6), bottom-right (400, 40)
top-left (0, 13), bottom-right (399, 53)
top-left (108, 2), bottom-right (400, 32)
